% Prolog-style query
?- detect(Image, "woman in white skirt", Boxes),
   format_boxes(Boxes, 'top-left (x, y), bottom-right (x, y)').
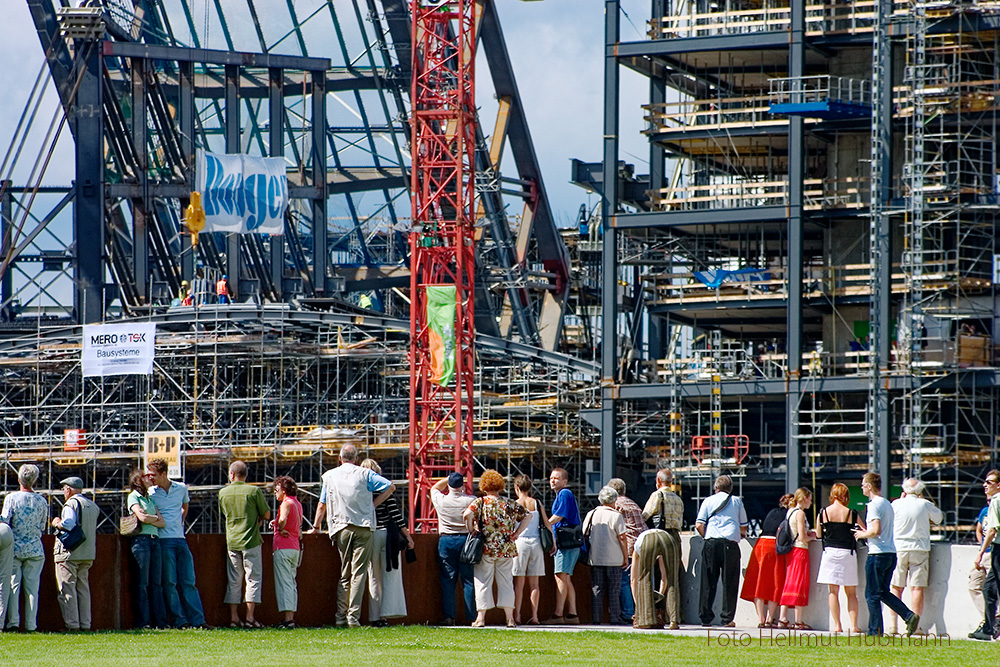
top-left (361, 459), bottom-right (414, 626)
top-left (816, 483), bottom-right (866, 633)
top-left (512, 475), bottom-right (553, 625)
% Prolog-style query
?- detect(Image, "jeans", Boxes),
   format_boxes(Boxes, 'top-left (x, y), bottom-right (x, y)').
top-left (160, 538), bottom-right (205, 627)
top-left (438, 534), bottom-right (475, 621)
top-left (620, 561), bottom-right (635, 621)
top-left (865, 552), bottom-right (913, 635)
top-left (130, 536), bottom-right (167, 628)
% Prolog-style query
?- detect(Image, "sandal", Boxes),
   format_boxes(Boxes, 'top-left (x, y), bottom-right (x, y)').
top-left (776, 620), bottom-right (790, 629)
top-left (279, 621), bottom-right (297, 629)
top-left (793, 622), bottom-right (812, 631)
top-left (506, 620), bottom-right (517, 628)
top-left (527, 618), bottom-right (540, 625)
top-left (471, 620), bottom-right (485, 628)
top-left (242, 620), bottom-right (264, 629)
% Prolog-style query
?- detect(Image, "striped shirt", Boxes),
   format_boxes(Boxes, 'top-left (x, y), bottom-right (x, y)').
top-left (374, 493), bottom-right (406, 530)
top-left (614, 495), bottom-right (646, 557)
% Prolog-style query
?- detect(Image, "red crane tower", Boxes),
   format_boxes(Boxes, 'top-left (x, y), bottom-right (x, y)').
top-left (408, 0), bottom-right (478, 532)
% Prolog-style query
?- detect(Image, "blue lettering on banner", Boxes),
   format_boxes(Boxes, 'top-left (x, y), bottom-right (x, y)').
top-left (201, 152), bottom-right (287, 232)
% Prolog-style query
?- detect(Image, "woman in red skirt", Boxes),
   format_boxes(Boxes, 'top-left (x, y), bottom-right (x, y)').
top-left (778, 487), bottom-right (816, 629)
top-left (740, 493), bottom-right (793, 627)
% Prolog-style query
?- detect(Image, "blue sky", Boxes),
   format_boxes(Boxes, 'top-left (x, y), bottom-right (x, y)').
top-left (0, 1), bottom-right (650, 228)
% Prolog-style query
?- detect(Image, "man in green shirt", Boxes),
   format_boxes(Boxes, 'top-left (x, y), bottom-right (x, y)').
top-left (219, 460), bottom-right (271, 627)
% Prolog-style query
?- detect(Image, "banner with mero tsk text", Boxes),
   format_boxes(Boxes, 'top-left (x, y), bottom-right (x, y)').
top-left (82, 322), bottom-right (156, 377)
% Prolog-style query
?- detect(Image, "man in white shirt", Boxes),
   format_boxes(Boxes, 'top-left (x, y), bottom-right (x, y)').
top-left (888, 477), bottom-right (942, 633)
top-left (695, 474), bottom-right (747, 627)
top-left (430, 472), bottom-right (476, 625)
top-left (970, 469), bottom-right (1000, 641)
top-left (311, 443), bottom-right (395, 627)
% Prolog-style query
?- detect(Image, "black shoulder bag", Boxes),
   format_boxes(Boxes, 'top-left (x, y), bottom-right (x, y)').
top-left (459, 501), bottom-right (485, 565)
top-left (57, 497), bottom-right (86, 552)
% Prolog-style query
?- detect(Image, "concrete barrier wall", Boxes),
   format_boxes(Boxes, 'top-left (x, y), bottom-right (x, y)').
top-left (686, 536), bottom-right (983, 636)
top-left (17, 534), bottom-right (986, 633)
top-left (22, 534), bottom-right (599, 630)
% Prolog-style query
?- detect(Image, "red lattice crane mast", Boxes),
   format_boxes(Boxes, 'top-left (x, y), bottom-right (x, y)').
top-left (407, 0), bottom-right (478, 532)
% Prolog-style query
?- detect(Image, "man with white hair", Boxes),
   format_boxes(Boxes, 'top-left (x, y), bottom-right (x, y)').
top-left (312, 443), bottom-right (395, 627)
top-left (887, 477), bottom-right (942, 634)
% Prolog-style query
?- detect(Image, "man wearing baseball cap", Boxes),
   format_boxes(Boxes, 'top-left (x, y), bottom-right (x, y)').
top-left (51, 476), bottom-right (98, 631)
top-left (431, 472), bottom-right (476, 625)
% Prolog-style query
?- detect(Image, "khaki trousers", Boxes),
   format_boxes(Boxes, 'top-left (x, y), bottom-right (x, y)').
top-left (334, 526), bottom-right (373, 626)
top-left (224, 545), bottom-right (263, 604)
top-left (473, 555), bottom-right (515, 610)
top-left (55, 559), bottom-right (93, 630)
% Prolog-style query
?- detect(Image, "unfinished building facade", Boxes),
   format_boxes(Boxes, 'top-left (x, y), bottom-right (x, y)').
top-left (598, 0), bottom-right (999, 535)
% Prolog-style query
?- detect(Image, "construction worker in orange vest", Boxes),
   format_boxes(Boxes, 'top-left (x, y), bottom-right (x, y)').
top-left (216, 275), bottom-right (230, 304)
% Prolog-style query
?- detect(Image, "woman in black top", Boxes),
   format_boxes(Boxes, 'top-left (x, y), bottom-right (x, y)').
top-left (360, 458), bottom-right (414, 626)
top-left (815, 483), bottom-right (866, 633)
top-left (740, 493), bottom-right (794, 627)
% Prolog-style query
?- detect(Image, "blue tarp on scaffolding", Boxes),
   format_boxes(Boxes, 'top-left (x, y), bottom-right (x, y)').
top-left (769, 100), bottom-right (871, 119)
top-left (692, 267), bottom-right (768, 288)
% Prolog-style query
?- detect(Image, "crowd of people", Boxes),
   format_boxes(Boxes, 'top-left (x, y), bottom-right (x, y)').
top-left (737, 472), bottom-right (940, 636)
top-left (0, 453), bottom-right (998, 635)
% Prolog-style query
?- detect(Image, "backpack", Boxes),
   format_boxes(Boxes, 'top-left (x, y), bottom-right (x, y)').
top-left (774, 508), bottom-right (799, 555)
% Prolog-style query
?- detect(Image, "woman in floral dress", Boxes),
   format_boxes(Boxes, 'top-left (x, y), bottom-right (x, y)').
top-left (463, 470), bottom-right (532, 627)
top-left (1, 464), bottom-right (48, 632)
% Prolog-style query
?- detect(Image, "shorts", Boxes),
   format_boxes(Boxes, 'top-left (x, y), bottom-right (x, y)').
top-left (513, 537), bottom-right (545, 577)
top-left (554, 547), bottom-right (580, 575)
top-left (891, 550), bottom-right (929, 588)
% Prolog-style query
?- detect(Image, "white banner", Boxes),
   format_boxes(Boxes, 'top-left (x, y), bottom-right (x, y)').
top-left (195, 149), bottom-right (287, 235)
top-left (81, 322), bottom-right (156, 377)
top-left (144, 431), bottom-right (182, 478)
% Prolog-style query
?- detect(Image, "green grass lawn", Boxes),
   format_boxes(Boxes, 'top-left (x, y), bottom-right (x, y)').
top-left (0, 626), bottom-right (982, 666)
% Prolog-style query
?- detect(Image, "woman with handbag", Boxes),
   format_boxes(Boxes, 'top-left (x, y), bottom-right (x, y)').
top-left (583, 486), bottom-right (629, 624)
top-left (126, 470), bottom-right (167, 628)
top-left (512, 475), bottom-right (553, 625)
top-left (462, 470), bottom-right (531, 627)
top-left (360, 459), bottom-right (414, 627)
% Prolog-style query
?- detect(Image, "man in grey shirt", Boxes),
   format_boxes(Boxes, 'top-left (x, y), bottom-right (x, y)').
top-left (431, 472), bottom-right (476, 625)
